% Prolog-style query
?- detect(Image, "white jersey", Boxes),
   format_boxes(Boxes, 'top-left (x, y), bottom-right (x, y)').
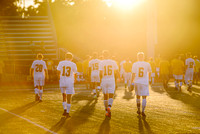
top-left (132, 61), bottom-right (152, 85)
top-left (89, 59), bottom-right (101, 73)
top-left (185, 58), bottom-right (195, 71)
top-left (31, 60), bottom-right (47, 77)
top-left (99, 59), bottom-right (118, 80)
top-left (120, 60), bottom-right (126, 72)
top-left (57, 60), bottom-right (77, 82)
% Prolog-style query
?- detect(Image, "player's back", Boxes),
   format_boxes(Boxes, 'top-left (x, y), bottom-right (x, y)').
top-left (89, 59), bottom-right (101, 72)
top-left (57, 60), bottom-right (77, 81)
top-left (186, 58), bottom-right (195, 71)
top-left (123, 61), bottom-right (132, 73)
top-left (171, 59), bottom-right (184, 75)
top-left (100, 59), bottom-right (118, 80)
top-left (31, 60), bottom-right (47, 76)
top-left (132, 61), bottom-right (151, 85)
top-left (160, 60), bottom-right (170, 75)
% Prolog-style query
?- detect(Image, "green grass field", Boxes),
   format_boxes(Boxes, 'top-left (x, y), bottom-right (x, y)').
top-left (0, 83), bottom-right (200, 134)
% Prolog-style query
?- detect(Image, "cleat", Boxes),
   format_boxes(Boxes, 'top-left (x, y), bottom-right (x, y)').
top-left (94, 95), bottom-right (97, 99)
top-left (107, 107), bottom-right (111, 118)
top-left (137, 110), bottom-right (141, 115)
top-left (141, 112), bottom-right (146, 117)
top-left (105, 111), bottom-right (109, 117)
top-left (35, 94), bottom-right (39, 101)
top-left (62, 110), bottom-right (67, 116)
top-left (66, 113), bottom-right (71, 118)
top-left (39, 99), bottom-right (43, 102)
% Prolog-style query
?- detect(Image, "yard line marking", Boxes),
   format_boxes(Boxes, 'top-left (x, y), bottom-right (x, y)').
top-left (0, 107), bottom-right (57, 134)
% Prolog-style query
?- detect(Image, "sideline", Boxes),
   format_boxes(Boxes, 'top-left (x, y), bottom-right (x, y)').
top-left (0, 107), bottom-right (57, 134)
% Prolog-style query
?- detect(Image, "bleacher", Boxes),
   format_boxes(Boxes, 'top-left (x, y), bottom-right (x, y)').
top-left (0, 16), bottom-right (58, 81)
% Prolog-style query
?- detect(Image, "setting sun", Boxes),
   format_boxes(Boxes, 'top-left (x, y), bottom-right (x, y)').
top-left (104, 0), bottom-right (145, 10)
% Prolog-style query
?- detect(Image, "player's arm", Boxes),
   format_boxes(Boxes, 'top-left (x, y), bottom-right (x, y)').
top-left (114, 70), bottom-right (120, 81)
top-left (44, 69), bottom-right (49, 80)
top-left (100, 70), bottom-right (103, 83)
top-left (30, 68), bottom-right (34, 78)
top-left (132, 73), bottom-right (136, 83)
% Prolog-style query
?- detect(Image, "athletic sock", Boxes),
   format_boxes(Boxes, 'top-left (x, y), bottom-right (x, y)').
top-left (39, 90), bottom-right (43, 100)
top-left (180, 82), bottom-right (183, 86)
top-left (104, 100), bottom-right (108, 110)
top-left (108, 98), bottom-right (113, 108)
top-left (175, 81), bottom-right (177, 87)
top-left (93, 89), bottom-right (96, 94)
top-left (34, 88), bottom-right (39, 95)
top-left (142, 99), bottom-right (146, 112)
top-left (62, 102), bottom-right (67, 110)
top-left (152, 78), bottom-right (154, 84)
top-left (66, 103), bottom-right (71, 113)
top-left (136, 98), bottom-right (140, 111)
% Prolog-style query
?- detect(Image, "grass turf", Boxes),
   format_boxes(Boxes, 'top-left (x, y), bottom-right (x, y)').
top-left (0, 83), bottom-right (200, 134)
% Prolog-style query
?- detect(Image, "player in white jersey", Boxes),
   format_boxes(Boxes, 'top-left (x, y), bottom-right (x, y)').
top-left (185, 53), bottom-right (195, 92)
top-left (99, 50), bottom-right (119, 118)
top-left (30, 53), bottom-right (48, 102)
top-left (131, 52), bottom-right (151, 117)
top-left (89, 52), bottom-right (101, 98)
top-left (57, 52), bottom-right (77, 117)
top-left (120, 60), bottom-right (126, 81)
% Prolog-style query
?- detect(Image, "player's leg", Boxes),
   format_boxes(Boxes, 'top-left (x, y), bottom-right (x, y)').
top-left (141, 96), bottom-right (147, 117)
top-left (124, 72), bottom-right (128, 88)
top-left (38, 86), bottom-right (43, 102)
top-left (34, 77), bottom-right (40, 101)
top-left (96, 82), bottom-right (101, 97)
top-left (104, 93), bottom-right (109, 116)
top-left (127, 72), bottom-right (132, 89)
top-left (66, 94), bottom-right (72, 117)
top-left (61, 88), bottom-right (67, 116)
top-left (91, 82), bottom-right (97, 98)
top-left (136, 95), bottom-right (141, 114)
top-left (34, 86), bottom-right (39, 101)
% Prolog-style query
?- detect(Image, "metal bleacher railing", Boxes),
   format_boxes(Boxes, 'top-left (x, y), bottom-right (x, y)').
top-left (0, 16), bottom-right (59, 81)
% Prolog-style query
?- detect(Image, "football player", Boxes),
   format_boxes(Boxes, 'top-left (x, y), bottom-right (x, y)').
top-left (131, 52), bottom-right (151, 117)
top-left (120, 60), bottom-right (126, 82)
top-left (185, 53), bottom-right (195, 92)
top-left (160, 57), bottom-right (170, 89)
top-left (171, 55), bottom-right (184, 91)
top-left (30, 53), bottom-right (48, 102)
top-left (83, 55), bottom-right (91, 89)
top-left (57, 52), bottom-right (77, 117)
top-left (193, 56), bottom-right (200, 84)
top-left (123, 58), bottom-right (132, 89)
top-left (100, 50), bottom-right (119, 118)
top-left (89, 52), bottom-right (101, 98)
top-left (149, 57), bottom-right (156, 85)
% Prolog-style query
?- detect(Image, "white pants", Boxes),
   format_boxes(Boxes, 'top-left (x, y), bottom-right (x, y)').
top-left (101, 78), bottom-right (115, 94)
top-left (135, 83), bottom-right (149, 96)
top-left (174, 75), bottom-right (183, 80)
top-left (34, 75), bottom-right (45, 87)
top-left (185, 70), bottom-right (194, 82)
top-left (91, 71), bottom-right (100, 82)
top-left (59, 78), bottom-right (74, 94)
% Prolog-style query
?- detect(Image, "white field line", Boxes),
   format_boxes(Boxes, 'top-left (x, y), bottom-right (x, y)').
top-left (0, 107), bottom-right (57, 134)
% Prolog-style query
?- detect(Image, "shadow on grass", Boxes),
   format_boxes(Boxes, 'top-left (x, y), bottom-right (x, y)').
top-left (0, 101), bottom-right (38, 126)
top-left (48, 98), bottom-right (98, 134)
top-left (150, 85), bottom-right (165, 94)
top-left (138, 116), bottom-right (154, 134)
top-left (97, 117), bottom-right (110, 134)
top-left (47, 117), bottom-right (66, 133)
top-left (165, 86), bottom-right (200, 109)
top-left (122, 89), bottom-right (134, 100)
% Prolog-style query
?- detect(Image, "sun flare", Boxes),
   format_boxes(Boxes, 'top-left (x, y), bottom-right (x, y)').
top-left (104, 0), bottom-right (145, 10)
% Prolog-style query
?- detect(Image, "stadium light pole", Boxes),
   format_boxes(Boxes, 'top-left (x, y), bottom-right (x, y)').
top-left (147, 0), bottom-right (157, 58)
